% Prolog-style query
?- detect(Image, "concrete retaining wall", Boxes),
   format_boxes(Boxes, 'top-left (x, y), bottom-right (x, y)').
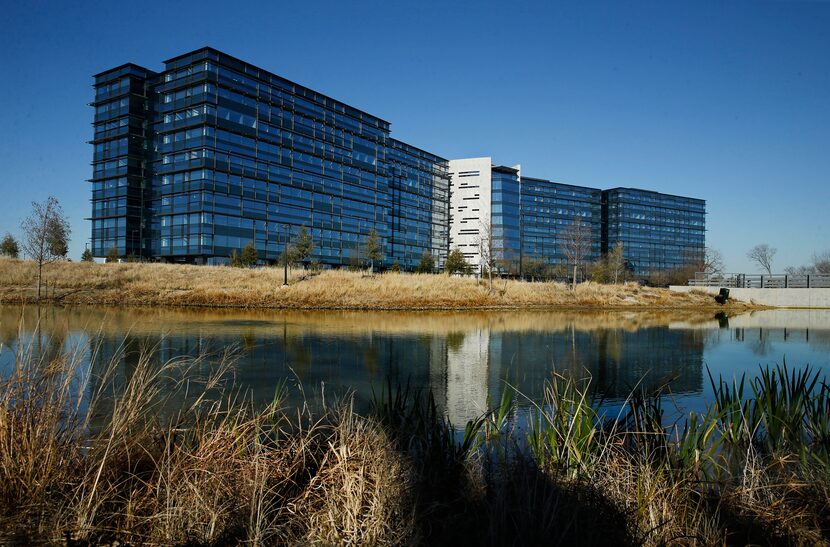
top-left (669, 286), bottom-right (830, 308)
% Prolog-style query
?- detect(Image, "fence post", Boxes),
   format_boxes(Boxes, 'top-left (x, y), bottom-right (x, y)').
top-left (760, 275), bottom-right (764, 288)
top-left (808, 275), bottom-right (811, 288)
top-left (784, 275), bottom-right (788, 288)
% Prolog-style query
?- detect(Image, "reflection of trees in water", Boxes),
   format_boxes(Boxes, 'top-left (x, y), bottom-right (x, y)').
top-left (445, 331), bottom-right (466, 353)
top-left (0, 307), bottom-right (72, 377)
top-left (363, 343), bottom-right (379, 378)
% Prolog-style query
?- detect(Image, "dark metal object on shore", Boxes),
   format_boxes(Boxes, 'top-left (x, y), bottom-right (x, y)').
top-left (715, 288), bottom-right (730, 305)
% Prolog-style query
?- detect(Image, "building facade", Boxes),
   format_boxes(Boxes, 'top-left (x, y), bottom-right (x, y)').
top-left (90, 48), bottom-right (449, 268)
top-left (520, 177), bottom-right (602, 269)
top-left (90, 48), bottom-right (704, 276)
top-left (447, 161), bottom-right (704, 278)
top-left (602, 188), bottom-right (706, 278)
top-left (447, 158), bottom-right (522, 272)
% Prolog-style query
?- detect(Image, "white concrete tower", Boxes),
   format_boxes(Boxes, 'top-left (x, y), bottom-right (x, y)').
top-left (448, 157), bottom-right (492, 269)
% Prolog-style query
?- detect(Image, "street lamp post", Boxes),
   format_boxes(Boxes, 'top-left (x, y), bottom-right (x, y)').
top-left (283, 224), bottom-right (290, 286)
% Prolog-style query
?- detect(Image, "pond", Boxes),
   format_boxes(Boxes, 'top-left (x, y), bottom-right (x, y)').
top-left (2, 305), bottom-right (829, 425)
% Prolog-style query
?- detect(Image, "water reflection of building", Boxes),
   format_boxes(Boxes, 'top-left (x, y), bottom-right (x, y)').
top-left (488, 326), bottom-right (705, 402)
top-left (82, 320), bottom-right (707, 422)
top-left (443, 328), bottom-right (492, 425)
top-left (7, 306), bottom-right (830, 427)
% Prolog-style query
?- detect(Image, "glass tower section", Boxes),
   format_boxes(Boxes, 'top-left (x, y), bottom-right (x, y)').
top-left (91, 48), bottom-right (450, 268)
top-left (387, 139), bottom-right (450, 270)
top-left (520, 177), bottom-right (602, 267)
top-left (151, 48), bottom-right (391, 265)
top-left (490, 166), bottom-right (522, 272)
top-left (602, 188), bottom-right (706, 278)
top-left (90, 64), bottom-right (155, 257)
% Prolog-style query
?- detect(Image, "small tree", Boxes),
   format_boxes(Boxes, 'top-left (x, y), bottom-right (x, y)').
top-left (747, 244), bottom-right (776, 275)
top-left (106, 245), bottom-right (119, 263)
top-left (445, 247), bottom-right (470, 275)
top-left (478, 220), bottom-right (496, 290)
top-left (21, 196), bottom-right (71, 300)
top-left (389, 260), bottom-right (401, 273)
top-left (278, 245), bottom-right (297, 268)
top-left (240, 241), bottom-right (259, 267)
top-left (522, 257), bottom-right (546, 282)
top-left (560, 217), bottom-right (591, 291)
top-left (294, 226), bottom-right (314, 269)
top-left (606, 243), bottom-right (626, 284)
top-left (81, 248), bottom-right (94, 262)
top-left (1, 233), bottom-right (19, 258)
top-left (364, 228), bottom-right (382, 273)
top-left (588, 258), bottom-right (609, 283)
top-left (416, 252), bottom-right (435, 273)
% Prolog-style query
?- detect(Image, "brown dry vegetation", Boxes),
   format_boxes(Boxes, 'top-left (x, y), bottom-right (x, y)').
top-left (0, 258), bottom-right (750, 310)
top-left (2, 334), bottom-right (828, 545)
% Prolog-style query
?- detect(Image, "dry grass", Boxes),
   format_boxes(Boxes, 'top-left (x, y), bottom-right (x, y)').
top-left (0, 338), bottom-right (414, 545)
top-left (3, 328), bottom-right (826, 545)
top-left (0, 258), bottom-right (751, 310)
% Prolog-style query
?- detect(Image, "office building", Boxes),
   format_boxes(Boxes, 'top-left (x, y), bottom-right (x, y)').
top-left (90, 48), bottom-right (704, 276)
top-left (447, 158), bottom-right (521, 272)
top-left (90, 47), bottom-right (449, 268)
top-left (520, 177), bottom-right (602, 268)
top-left (602, 188), bottom-right (706, 278)
top-left (447, 160), bottom-right (704, 278)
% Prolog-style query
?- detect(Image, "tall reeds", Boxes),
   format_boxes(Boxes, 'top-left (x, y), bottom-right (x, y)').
top-left (1, 330), bottom-right (827, 545)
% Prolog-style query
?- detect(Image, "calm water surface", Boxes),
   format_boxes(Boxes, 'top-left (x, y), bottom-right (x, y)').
top-left (2, 305), bottom-right (829, 424)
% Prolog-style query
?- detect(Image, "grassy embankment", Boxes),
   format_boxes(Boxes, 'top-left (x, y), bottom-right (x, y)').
top-left (1, 338), bottom-right (828, 545)
top-left (0, 259), bottom-right (749, 310)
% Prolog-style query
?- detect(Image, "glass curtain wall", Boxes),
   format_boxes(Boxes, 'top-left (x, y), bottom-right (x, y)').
top-left (519, 177), bottom-right (602, 268)
top-left (90, 65), bottom-right (155, 257)
top-left (387, 139), bottom-right (450, 270)
top-left (490, 166), bottom-right (522, 273)
top-left (149, 48), bottom-right (391, 265)
top-left (602, 188), bottom-right (706, 278)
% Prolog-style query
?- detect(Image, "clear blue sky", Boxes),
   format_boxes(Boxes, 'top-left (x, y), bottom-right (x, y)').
top-left (1, 0), bottom-right (828, 272)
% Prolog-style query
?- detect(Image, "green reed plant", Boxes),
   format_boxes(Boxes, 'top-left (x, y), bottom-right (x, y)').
top-left (526, 372), bottom-right (605, 478)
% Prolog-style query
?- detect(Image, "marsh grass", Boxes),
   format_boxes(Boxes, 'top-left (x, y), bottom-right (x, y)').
top-left (1, 328), bottom-right (828, 545)
top-left (0, 258), bottom-right (744, 310)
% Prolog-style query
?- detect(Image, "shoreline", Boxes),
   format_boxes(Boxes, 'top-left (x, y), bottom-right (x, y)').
top-left (0, 259), bottom-right (758, 312)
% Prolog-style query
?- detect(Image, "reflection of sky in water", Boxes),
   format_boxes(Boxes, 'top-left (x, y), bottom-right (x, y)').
top-left (1, 306), bottom-right (829, 424)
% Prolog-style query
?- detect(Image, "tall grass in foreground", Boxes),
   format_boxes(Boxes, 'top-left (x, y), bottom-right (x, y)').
top-left (1, 336), bottom-right (829, 545)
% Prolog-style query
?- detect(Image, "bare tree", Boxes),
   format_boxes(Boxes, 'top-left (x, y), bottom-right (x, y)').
top-left (783, 251), bottom-right (830, 275)
top-left (560, 217), bottom-right (591, 291)
top-left (812, 250), bottom-right (830, 274)
top-left (785, 264), bottom-right (812, 276)
top-left (606, 242), bottom-right (626, 284)
top-left (21, 196), bottom-right (71, 300)
top-left (747, 244), bottom-right (776, 275)
top-left (703, 247), bottom-right (725, 275)
top-left (478, 219), bottom-right (496, 291)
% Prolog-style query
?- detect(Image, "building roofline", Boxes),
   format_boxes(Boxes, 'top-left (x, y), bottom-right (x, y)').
top-left (521, 176), bottom-right (602, 193)
top-left (388, 137), bottom-right (448, 162)
top-left (492, 165), bottom-right (519, 174)
top-left (163, 46), bottom-right (392, 125)
top-left (448, 157), bottom-right (492, 163)
top-left (93, 62), bottom-right (155, 79)
top-left (604, 187), bottom-right (705, 203)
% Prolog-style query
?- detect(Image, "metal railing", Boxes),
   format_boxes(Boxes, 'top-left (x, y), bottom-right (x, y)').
top-left (688, 272), bottom-right (830, 289)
